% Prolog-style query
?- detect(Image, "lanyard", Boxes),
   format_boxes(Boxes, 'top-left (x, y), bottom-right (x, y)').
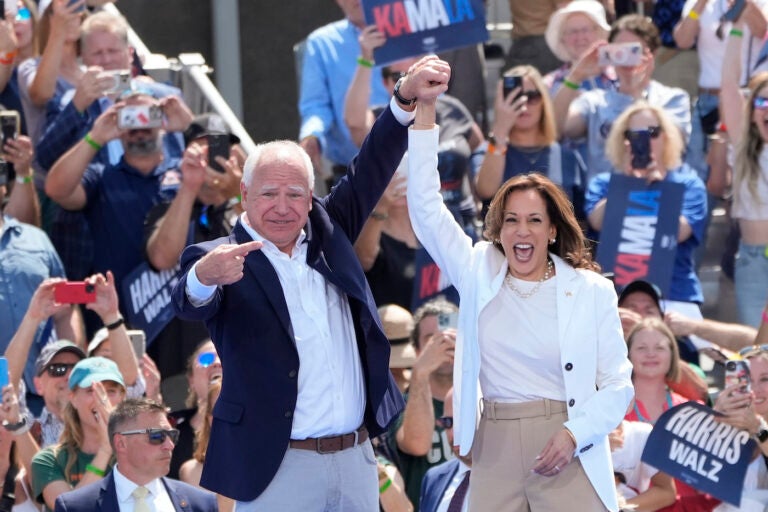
top-left (633, 389), bottom-right (674, 425)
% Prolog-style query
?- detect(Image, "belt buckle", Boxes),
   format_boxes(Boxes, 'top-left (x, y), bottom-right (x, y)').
top-left (316, 436), bottom-right (336, 454)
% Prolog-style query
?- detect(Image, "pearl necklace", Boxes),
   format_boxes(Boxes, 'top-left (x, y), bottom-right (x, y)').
top-left (505, 258), bottom-right (554, 299)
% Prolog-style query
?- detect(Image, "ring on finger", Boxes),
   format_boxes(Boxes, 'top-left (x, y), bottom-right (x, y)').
top-left (554, 465), bottom-right (560, 472)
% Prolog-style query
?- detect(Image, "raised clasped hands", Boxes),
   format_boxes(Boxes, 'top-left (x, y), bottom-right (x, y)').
top-left (194, 240), bottom-right (264, 286)
top-left (395, 55), bottom-right (451, 110)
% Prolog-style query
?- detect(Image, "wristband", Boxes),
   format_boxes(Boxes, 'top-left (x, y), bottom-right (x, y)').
top-left (2, 417), bottom-right (26, 432)
top-left (84, 132), bottom-right (103, 151)
top-left (393, 78), bottom-right (416, 106)
top-left (730, 28), bottom-right (744, 37)
top-left (356, 56), bottom-right (374, 68)
top-left (105, 317), bottom-right (124, 331)
top-left (14, 174), bottom-right (32, 185)
top-left (487, 142), bottom-right (507, 156)
top-left (379, 478), bottom-right (392, 494)
top-left (562, 78), bottom-right (580, 91)
top-left (85, 464), bottom-right (106, 477)
top-left (688, 10), bottom-right (700, 20)
top-left (0, 50), bottom-right (17, 65)
top-left (370, 210), bottom-right (389, 221)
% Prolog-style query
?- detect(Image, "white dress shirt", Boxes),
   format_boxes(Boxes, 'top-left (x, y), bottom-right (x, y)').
top-left (113, 465), bottom-right (175, 512)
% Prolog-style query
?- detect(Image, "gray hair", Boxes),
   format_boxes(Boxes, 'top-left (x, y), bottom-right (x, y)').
top-left (81, 11), bottom-right (130, 49)
top-left (242, 140), bottom-right (314, 190)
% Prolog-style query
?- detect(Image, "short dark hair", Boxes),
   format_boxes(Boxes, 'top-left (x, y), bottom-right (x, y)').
top-left (411, 299), bottom-right (458, 350)
top-left (609, 14), bottom-right (660, 53)
top-left (108, 398), bottom-right (167, 450)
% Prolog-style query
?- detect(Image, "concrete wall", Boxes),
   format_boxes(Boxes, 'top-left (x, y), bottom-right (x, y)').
top-left (119, 1), bottom-right (342, 143)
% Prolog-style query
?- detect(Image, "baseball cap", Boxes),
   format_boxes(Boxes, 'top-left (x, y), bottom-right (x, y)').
top-left (378, 304), bottom-right (417, 369)
top-left (35, 341), bottom-right (86, 376)
top-left (618, 280), bottom-right (663, 312)
top-left (68, 356), bottom-right (125, 390)
top-left (87, 328), bottom-right (110, 356)
top-left (183, 113), bottom-right (240, 146)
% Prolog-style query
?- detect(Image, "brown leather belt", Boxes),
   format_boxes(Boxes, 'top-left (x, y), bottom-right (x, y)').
top-left (698, 87), bottom-right (720, 96)
top-left (289, 426), bottom-right (368, 454)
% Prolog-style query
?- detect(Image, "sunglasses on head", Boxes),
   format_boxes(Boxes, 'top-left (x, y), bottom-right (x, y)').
top-left (197, 351), bottom-right (217, 368)
top-left (624, 126), bottom-right (662, 140)
top-left (43, 363), bottom-right (76, 378)
top-left (739, 344), bottom-right (768, 359)
top-left (436, 416), bottom-right (453, 429)
top-left (754, 97), bottom-right (768, 110)
top-left (118, 427), bottom-right (180, 445)
top-left (521, 90), bottom-right (543, 104)
top-left (14, 6), bottom-right (30, 21)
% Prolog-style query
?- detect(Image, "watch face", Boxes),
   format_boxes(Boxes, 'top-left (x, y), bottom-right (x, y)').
top-left (758, 429), bottom-right (768, 443)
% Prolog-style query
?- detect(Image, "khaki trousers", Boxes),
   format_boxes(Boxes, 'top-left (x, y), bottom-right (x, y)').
top-left (468, 399), bottom-right (607, 512)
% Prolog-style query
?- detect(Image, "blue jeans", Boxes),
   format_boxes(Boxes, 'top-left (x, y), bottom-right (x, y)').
top-left (735, 241), bottom-right (768, 327)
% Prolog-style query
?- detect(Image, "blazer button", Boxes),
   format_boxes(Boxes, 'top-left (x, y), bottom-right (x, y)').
top-left (568, 399), bottom-right (575, 407)
top-left (288, 370), bottom-right (297, 378)
top-left (284, 411), bottom-right (293, 418)
top-left (564, 363), bottom-right (573, 371)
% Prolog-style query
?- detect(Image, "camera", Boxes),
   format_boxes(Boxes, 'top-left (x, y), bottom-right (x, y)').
top-left (53, 281), bottom-right (96, 304)
top-left (102, 70), bottom-right (132, 96)
top-left (598, 43), bottom-right (643, 67)
top-left (117, 105), bottom-right (163, 130)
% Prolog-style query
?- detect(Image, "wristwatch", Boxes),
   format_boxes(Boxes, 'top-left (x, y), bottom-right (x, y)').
top-left (755, 416), bottom-right (768, 443)
top-left (393, 78), bottom-right (416, 107)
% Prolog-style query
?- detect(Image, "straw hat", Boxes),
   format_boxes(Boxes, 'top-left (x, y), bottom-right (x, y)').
top-left (545, 0), bottom-right (610, 62)
top-left (378, 304), bottom-right (417, 369)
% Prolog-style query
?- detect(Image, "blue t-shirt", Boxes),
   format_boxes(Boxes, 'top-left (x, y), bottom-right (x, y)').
top-left (584, 166), bottom-right (707, 303)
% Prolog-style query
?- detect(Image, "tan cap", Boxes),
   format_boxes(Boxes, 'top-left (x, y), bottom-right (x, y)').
top-left (378, 304), bottom-right (417, 369)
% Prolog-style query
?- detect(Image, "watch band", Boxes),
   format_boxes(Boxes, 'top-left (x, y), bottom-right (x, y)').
top-left (757, 428), bottom-right (768, 443)
top-left (393, 78), bottom-right (416, 106)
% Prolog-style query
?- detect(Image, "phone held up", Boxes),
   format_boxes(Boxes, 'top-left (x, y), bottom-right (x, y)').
top-left (437, 312), bottom-right (458, 331)
top-left (117, 105), bottom-right (163, 130)
top-left (626, 129), bottom-right (652, 170)
top-left (502, 75), bottom-right (523, 101)
top-left (207, 133), bottom-right (230, 173)
top-left (54, 281), bottom-right (96, 304)
top-left (597, 42), bottom-right (643, 68)
top-left (725, 360), bottom-right (751, 394)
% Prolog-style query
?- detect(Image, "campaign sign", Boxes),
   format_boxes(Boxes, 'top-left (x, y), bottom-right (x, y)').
top-left (362, 0), bottom-right (489, 65)
top-left (595, 174), bottom-right (684, 295)
top-left (121, 262), bottom-right (182, 344)
top-left (411, 246), bottom-right (459, 310)
top-left (642, 401), bottom-right (755, 507)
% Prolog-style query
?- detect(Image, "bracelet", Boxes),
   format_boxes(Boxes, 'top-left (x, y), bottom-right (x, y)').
top-left (564, 427), bottom-right (578, 447)
top-left (105, 317), bottom-right (124, 331)
top-left (85, 464), bottom-right (106, 477)
top-left (357, 56), bottom-right (374, 68)
top-left (14, 174), bottom-right (32, 185)
top-left (0, 50), bottom-right (17, 65)
top-left (688, 10), bottom-right (700, 20)
top-left (487, 142), bottom-right (507, 156)
top-left (370, 210), bottom-right (389, 221)
top-left (393, 78), bottom-right (416, 106)
top-left (2, 417), bottom-right (26, 432)
top-left (730, 28), bottom-right (744, 37)
top-left (379, 478), bottom-right (392, 494)
top-left (562, 78), bottom-right (580, 91)
top-left (84, 132), bottom-right (103, 151)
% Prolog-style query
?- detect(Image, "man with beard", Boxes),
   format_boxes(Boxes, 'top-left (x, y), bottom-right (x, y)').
top-left (389, 299), bottom-right (457, 508)
top-left (44, 91), bottom-right (193, 318)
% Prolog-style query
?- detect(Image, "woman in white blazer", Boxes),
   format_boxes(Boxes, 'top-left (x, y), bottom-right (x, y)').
top-left (407, 94), bottom-right (634, 511)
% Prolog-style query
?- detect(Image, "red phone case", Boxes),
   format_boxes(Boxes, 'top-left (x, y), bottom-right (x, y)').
top-left (54, 282), bottom-right (96, 304)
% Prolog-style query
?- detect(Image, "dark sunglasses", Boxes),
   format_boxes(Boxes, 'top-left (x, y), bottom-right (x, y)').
top-left (118, 428), bottom-right (180, 445)
top-left (436, 416), bottom-right (453, 429)
top-left (521, 90), bottom-right (543, 103)
top-left (624, 126), bottom-right (662, 140)
top-left (739, 344), bottom-right (768, 359)
top-left (43, 363), bottom-right (76, 378)
top-left (385, 71), bottom-right (406, 82)
top-left (754, 97), bottom-right (768, 110)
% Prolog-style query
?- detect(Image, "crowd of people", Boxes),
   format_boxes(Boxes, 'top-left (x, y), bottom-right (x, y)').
top-left (1, 0), bottom-right (768, 511)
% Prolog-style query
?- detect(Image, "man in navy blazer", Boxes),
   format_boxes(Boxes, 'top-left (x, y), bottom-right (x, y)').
top-left (53, 398), bottom-right (217, 512)
top-left (171, 56), bottom-right (452, 509)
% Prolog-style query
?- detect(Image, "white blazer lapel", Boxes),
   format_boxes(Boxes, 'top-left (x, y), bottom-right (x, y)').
top-left (553, 255), bottom-right (584, 350)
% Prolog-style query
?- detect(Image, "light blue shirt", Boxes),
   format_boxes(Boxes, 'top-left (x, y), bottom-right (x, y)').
top-left (298, 18), bottom-right (391, 166)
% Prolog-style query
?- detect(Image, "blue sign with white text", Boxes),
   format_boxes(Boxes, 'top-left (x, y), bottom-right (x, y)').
top-left (362, 0), bottom-right (489, 65)
top-left (642, 401), bottom-right (755, 507)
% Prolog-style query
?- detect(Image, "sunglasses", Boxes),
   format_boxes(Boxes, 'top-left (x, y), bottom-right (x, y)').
top-left (521, 90), bottom-right (543, 104)
top-left (197, 351), bottom-right (217, 368)
top-left (436, 416), bottom-right (453, 429)
top-left (43, 363), bottom-right (76, 378)
top-left (739, 344), bottom-right (768, 359)
top-left (15, 6), bottom-right (30, 21)
top-left (624, 126), bottom-right (662, 140)
top-left (385, 71), bottom-right (406, 82)
top-left (118, 428), bottom-right (180, 445)
top-left (754, 97), bottom-right (768, 110)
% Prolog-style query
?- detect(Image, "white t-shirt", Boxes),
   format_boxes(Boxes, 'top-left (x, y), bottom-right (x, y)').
top-left (612, 421), bottom-right (658, 494)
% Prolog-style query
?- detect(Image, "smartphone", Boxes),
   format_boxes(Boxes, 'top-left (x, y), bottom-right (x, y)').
top-left (725, 360), bottom-right (751, 393)
top-left (502, 75), bottom-right (523, 100)
top-left (53, 281), bottom-right (96, 304)
top-left (207, 134), bottom-right (230, 173)
top-left (723, 0), bottom-right (747, 22)
top-left (598, 42), bottom-right (643, 67)
top-left (0, 357), bottom-right (8, 390)
top-left (68, 0), bottom-right (86, 13)
top-left (0, 111), bottom-right (19, 149)
top-left (0, 161), bottom-right (7, 186)
top-left (102, 70), bottom-right (131, 96)
top-left (127, 330), bottom-right (146, 359)
top-left (117, 105), bottom-right (163, 130)
top-left (437, 312), bottom-right (458, 331)
top-left (626, 130), bottom-right (652, 170)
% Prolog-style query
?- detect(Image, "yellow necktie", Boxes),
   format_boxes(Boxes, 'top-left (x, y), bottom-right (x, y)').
top-left (131, 486), bottom-right (151, 512)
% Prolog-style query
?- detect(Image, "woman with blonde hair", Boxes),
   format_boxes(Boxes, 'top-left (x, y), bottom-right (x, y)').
top-left (476, 65), bottom-right (586, 214)
top-left (585, 102), bottom-right (708, 305)
top-left (407, 58), bottom-right (633, 510)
